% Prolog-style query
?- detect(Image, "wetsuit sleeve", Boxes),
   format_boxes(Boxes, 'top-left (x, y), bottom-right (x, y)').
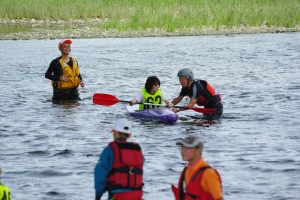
top-left (94, 145), bottom-right (114, 199)
top-left (201, 168), bottom-right (223, 200)
top-left (78, 74), bottom-right (83, 81)
top-left (45, 59), bottom-right (61, 81)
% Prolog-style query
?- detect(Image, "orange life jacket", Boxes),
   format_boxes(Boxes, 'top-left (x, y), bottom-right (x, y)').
top-left (107, 141), bottom-right (144, 196)
top-left (172, 166), bottom-right (222, 200)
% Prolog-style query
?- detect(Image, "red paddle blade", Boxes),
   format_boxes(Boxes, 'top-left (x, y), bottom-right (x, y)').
top-left (93, 93), bottom-right (121, 106)
top-left (190, 107), bottom-right (216, 114)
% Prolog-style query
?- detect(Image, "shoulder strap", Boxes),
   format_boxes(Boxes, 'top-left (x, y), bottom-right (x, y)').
top-left (109, 141), bottom-right (122, 163)
top-left (195, 80), bottom-right (215, 101)
top-left (69, 57), bottom-right (74, 68)
top-left (179, 167), bottom-right (187, 200)
top-left (190, 166), bottom-right (211, 182)
top-left (110, 141), bottom-right (141, 163)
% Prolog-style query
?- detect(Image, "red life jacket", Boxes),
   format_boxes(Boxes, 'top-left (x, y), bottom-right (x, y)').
top-left (107, 141), bottom-right (144, 194)
top-left (193, 80), bottom-right (221, 106)
top-left (172, 166), bottom-right (222, 200)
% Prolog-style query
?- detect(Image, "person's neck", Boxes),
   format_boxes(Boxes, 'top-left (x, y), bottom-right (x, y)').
top-left (62, 54), bottom-right (70, 63)
top-left (115, 137), bottom-right (127, 141)
top-left (188, 157), bottom-right (201, 167)
top-left (187, 80), bottom-right (193, 88)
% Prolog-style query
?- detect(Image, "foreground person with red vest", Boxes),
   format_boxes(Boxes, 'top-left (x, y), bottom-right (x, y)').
top-left (171, 68), bottom-right (223, 120)
top-left (94, 118), bottom-right (144, 200)
top-left (172, 136), bottom-right (224, 200)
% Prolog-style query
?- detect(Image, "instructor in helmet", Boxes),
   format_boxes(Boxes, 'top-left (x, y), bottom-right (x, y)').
top-left (171, 68), bottom-right (223, 119)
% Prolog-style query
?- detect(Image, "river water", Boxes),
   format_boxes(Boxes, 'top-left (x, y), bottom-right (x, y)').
top-left (0, 33), bottom-right (299, 200)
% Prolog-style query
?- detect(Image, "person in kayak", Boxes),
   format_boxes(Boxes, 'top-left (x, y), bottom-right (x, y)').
top-left (45, 39), bottom-right (85, 101)
top-left (171, 136), bottom-right (224, 200)
top-left (130, 76), bottom-right (173, 109)
top-left (0, 167), bottom-right (11, 200)
top-left (94, 118), bottom-right (144, 200)
top-left (171, 68), bottom-right (223, 119)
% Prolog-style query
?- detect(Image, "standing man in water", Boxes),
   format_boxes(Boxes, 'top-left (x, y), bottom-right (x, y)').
top-left (171, 68), bottom-right (223, 119)
top-left (172, 136), bottom-right (224, 200)
top-left (45, 39), bottom-right (85, 101)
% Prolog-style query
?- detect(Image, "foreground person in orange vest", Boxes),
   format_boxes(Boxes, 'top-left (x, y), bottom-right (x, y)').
top-left (94, 119), bottom-right (144, 200)
top-left (45, 39), bottom-right (85, 101)
top-left (172, 136), bottom-right (224, 200)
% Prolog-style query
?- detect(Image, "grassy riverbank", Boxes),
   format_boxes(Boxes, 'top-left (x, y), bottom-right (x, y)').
top-left (1, 0), bottom-right (300, 32)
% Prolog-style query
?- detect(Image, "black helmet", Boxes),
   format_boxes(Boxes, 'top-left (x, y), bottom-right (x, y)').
top-left (177, 68), bottom-right (194, 80)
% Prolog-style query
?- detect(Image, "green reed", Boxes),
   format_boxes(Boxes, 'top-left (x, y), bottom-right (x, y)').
top-left (1, 0), bottom-right (299, 31)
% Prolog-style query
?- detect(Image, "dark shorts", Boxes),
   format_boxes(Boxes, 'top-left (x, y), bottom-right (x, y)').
top-left (52, 88), bottom-right (80, 101)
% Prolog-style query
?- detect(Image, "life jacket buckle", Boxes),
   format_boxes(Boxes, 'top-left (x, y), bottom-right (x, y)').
top-left (129, 167), bottom-right (134, 174)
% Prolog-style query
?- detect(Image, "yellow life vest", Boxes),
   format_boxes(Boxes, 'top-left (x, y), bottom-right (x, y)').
top-left (139, 88), bottom-right (162, 110)
top-left (0, 184), bottom-right (11, 200)
top-left (52, 57), bottom-right (80, 89)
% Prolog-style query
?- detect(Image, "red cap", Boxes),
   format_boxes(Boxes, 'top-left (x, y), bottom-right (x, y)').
top-left (58, 39), bottom-right (72, 48)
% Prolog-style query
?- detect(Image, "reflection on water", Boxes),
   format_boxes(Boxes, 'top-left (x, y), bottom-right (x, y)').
top-left (0, 33), bottom-right (300, 199)
top-left (52, 100), bottom-right (81, 108)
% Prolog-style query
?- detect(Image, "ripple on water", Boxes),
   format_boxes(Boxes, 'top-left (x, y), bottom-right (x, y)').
top-left (0, 34), bottom-right (300, 199)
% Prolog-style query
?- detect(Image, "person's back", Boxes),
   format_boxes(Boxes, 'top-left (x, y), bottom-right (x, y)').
top-left (94, 119), bottom-right (144, 200)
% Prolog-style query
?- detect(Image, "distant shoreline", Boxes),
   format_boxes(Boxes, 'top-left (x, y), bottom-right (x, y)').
top-left (1, 19), bottom-right (299, 40)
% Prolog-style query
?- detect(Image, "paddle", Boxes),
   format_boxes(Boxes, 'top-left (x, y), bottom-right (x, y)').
top-left (93, 93), bottom-right (216, 114)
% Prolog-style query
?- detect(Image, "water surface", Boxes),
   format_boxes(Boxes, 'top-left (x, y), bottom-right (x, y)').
top-left (0, 33), bottom-right (299, 200)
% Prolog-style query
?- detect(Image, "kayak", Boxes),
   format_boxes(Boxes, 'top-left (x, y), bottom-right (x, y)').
top-left (126, 105), bottom-right (179, 123)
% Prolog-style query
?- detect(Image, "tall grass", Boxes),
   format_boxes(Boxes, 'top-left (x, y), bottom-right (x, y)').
top-left (1, 0), bottom-right (299, 31)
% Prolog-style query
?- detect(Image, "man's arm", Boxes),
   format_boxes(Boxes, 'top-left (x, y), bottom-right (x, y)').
top-left (184, 98), bottom-right (197, 108)
top-left (45, 59), bottom-right (60, 81)
top-left (94, 146), bottom-right (114, 199)
top-left (171, 95), bottom-right (183, 105)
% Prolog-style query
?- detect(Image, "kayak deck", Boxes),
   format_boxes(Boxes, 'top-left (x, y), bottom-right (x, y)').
top-left (126, 105), bottom-right (178, 123)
